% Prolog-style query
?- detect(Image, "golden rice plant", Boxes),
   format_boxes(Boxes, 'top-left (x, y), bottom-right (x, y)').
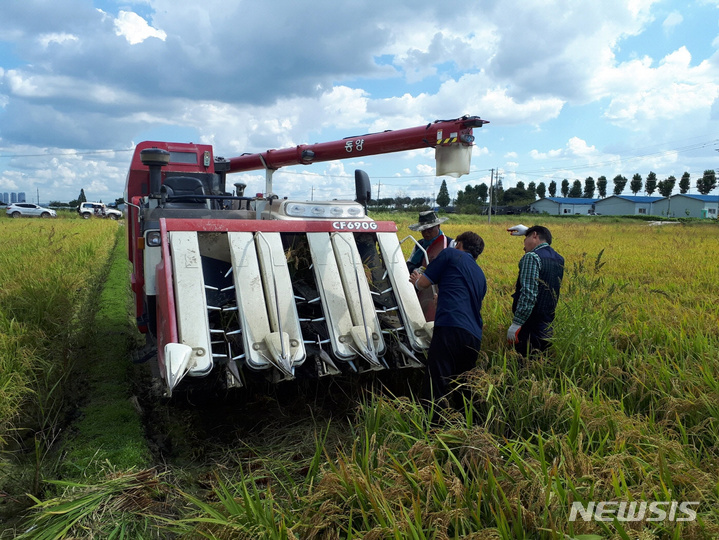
top-left (0, 219), bottom-right (118, 447)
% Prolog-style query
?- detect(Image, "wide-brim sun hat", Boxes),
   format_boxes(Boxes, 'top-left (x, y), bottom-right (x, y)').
top-left (409, 210), bottom-right (449, 231)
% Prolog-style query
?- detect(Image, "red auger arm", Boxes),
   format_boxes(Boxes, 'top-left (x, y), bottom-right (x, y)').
top-left (227, 115), bottom-right (488, 173)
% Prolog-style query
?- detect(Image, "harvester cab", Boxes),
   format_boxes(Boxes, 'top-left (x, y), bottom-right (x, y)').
top-left (125, 115), bottom-right (488, 395)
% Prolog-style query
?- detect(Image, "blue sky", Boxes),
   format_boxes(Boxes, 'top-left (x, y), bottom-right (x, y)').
top-left (1, 0), bottom-right (718, 204)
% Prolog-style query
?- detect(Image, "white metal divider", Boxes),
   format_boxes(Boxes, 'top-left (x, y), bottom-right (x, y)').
top-left (227, 231), bottom-right (273, 371)
top-left (307, 232), bottom-right (357, 361)
top-left (330, 232), bottom-right (385, 367)
top-left (168, 231), bottom-right (214, 375)
top-left (376, 232), bottom-right (433, 350)
top-left (254, 231), bottom-right (306, 375)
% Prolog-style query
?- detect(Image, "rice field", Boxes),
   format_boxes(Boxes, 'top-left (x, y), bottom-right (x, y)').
top-left (3, 214), bottom-right (719, 539)
top-left (0, 218), bottom-right (120, 531)
top-left (0, 218), bottom-right (119, 444)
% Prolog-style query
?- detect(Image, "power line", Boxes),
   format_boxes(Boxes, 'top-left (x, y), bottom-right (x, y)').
top-left (0, 148), bottom-right (133, 158)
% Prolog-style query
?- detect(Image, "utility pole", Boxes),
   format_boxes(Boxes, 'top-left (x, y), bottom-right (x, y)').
top-left (311, 185), bottom-right (314, 201)
top-left (487, 168), bottom-right (494, 223)
top-left (376, 181), bottom-right (382, 202)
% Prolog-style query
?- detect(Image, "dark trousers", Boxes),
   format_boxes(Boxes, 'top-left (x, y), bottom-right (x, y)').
top-left (422, 326), bottom-right (482, 403)
top-left (515, 320), bottom-right (552, 358)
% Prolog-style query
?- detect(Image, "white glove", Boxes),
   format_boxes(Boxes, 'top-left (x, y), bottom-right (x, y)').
top-left (507, 224), bottom-right (528, 236)
top-left (507, 323), bottom-right (522, 343)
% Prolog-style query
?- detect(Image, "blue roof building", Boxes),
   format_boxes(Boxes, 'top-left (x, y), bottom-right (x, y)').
top-left (653, 193), bottom-right (718, 219)
top-left (594, 195), bottom-right (664, 216)
top-left (530, 197), bottom-right (599, 215)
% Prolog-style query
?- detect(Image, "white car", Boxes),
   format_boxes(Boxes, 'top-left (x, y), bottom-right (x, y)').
top-left (77, 202), bottom-right (122, 220)
top-left (5, 203), bottom-right (57, 218)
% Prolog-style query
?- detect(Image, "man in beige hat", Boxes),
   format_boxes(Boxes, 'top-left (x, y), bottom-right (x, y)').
top-left (406, 211), bottom-right (454, 321)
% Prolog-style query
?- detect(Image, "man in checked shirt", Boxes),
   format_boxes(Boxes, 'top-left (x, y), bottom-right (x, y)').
top-left (506, 225), bottom-right (564, 357)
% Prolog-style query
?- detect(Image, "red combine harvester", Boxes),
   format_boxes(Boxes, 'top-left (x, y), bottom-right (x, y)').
top-left (125, 115), bottom-right (488, 395)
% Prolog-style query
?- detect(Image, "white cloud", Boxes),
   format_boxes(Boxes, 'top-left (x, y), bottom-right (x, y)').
top-left (602, 47), bottom-right (719, 127)
top-left (5, 70), bottom-right (142, 105)
top-left (114, 11), bottom-right (166, 45)
top-left (662, 11), bottom-right (683, 33)
top-left (38, 33), bottom-right (79, 48)
top-left (530, 137), bottom-right (600, 161)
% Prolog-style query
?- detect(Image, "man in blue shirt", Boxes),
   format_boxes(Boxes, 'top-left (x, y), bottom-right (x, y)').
top-left (409, 231), bottom-right (486, 403)
top-left (506, 225), bottom-right (564, 357)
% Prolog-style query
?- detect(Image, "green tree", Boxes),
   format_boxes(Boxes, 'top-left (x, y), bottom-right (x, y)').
top-left (630, 173), bottom-right (643, 195)
top-left (394, 195), bottom-right (411, 209)
top-left (78, 189), bottom-right (87, 204)
top-left (378, 197), bottom-right (394, 207)
top-left (436, 180), bottom-right (451, 208)
top-left (645, 171), bottom-right (657, 195)
top-left (613, 175), bottom-right (627, 196)
top-left (697, 169), bottom-right (717, 195)
top-left (477, 183), bottom-right (488, 203)
top-left (491, 178), bottom-right (504, 206)
top-left (657, 176), bottom-right (676, 198)
top-left (410, 197), bottom-right (429, 207)
top-left (527, 181), bottom-right (536, 199)
top-left (503, 186), bottom-right (531, 204)
top-left (536, 182), bottom-right (546, 199)
top-left (548, 180), bottom-right (557, 197)
top-left (561, 179), bottom-right (570, 197)
top-left (568, 180), bottom-right (582, 198)
top-left (679, 172), bottom-right (691, 194)
top-left (455, 184), bottom-right (483, 212)
top-left (597, 176), bottom-right (607, 198)
top-left (583, 177), bottom-right (595, 198)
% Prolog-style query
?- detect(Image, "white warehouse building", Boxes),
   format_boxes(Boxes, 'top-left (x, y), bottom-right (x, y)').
top-left (529, 197), bottom-right (599, 215)
top-left (652, 194), bottom-right (719, 219)
top-left (593, 195), bottom-right (663, 216)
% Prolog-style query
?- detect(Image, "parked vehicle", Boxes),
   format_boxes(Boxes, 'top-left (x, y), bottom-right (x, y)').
top-left (77, 202), bottom-right (122, 220)
top-left (5, 203), bottom-right (57, 218)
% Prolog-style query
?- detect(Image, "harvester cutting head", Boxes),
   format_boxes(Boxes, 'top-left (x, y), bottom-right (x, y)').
top-left (125, 116), bottom-right (487, 395)
top-left (150, 201), bottom-right (432, 395)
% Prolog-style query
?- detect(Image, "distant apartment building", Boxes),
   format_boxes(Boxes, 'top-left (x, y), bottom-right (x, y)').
top-left (3, 192), bottom-right (27, 204)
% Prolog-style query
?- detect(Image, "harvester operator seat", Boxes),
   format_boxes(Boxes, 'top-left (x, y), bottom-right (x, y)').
top-left (161, 176), bottom-right (208, 208)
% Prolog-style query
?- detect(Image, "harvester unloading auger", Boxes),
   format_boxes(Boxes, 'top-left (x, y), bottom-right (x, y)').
top-left (125, 115), bottom-right (488, 395)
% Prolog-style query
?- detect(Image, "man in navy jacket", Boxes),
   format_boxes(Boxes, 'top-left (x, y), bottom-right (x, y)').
top-left (506, 225), bottom-right (564, 357)
top-left (409, 231), bottom-right (486, 403)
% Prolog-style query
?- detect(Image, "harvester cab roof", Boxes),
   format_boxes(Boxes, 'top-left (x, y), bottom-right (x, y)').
top-left (125, 115), bottom-right (488, 396)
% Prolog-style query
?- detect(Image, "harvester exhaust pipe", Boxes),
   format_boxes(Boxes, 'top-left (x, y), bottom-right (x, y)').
top-left (355, 169), bottom-right (371, 212)
top-left (140, 147), bottom-right (171, 197)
